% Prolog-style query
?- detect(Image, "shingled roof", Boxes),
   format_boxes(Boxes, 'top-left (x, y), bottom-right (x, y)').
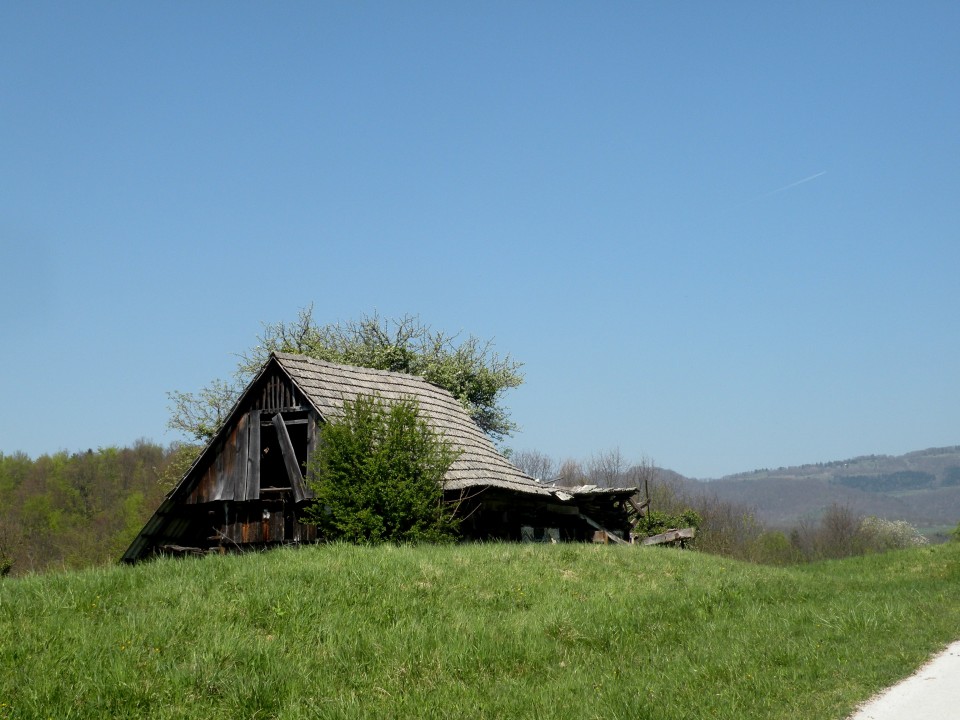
top-left (123, 352), bottom-right (640, 562)
top-left (272, 352), bottom-right (552, 496)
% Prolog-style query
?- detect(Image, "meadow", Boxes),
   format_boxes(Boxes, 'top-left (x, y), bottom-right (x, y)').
top-left (2, 542), bottom-right (958, 719)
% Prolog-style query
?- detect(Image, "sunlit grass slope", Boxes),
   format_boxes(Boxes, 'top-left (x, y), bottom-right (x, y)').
top-left (2, 543), bottom-right (958, 719)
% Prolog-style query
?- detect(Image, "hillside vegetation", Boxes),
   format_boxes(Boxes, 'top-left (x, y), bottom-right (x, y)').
top-left (0, 443), bottom-right (189, 576)
top-left (2, 542), bottom-right (959, 719)
top-left (689, 446), bottom-right (960, 530)
top-left (3, 442), bottom-right (959, 576)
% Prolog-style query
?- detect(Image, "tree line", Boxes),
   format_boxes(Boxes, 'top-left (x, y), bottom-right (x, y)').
top-left (0, 441), bottom-right (195, 576)
top-left (511, 446), bottom-right (936, 563)
top-left (0, 438), bottom-right (944, 577)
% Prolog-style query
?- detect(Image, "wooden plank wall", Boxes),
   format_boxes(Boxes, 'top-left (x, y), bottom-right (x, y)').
top-left (188, 411), bottom-right (263, 504)
top-left (220, 504), bottom-right (318, 545)
top-left (186, 368), bottom-right (307, 506)
top-left (254, 374), bottom-right (302, 412)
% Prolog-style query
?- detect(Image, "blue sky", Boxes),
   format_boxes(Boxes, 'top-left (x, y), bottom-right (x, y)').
top-left (2, 2), bottom-right (958, 478)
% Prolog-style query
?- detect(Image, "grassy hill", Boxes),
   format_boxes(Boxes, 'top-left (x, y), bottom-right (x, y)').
top-left (2, 542), bottom-right (959, 719)
top-left (686, 446), bottom-right (960, 530)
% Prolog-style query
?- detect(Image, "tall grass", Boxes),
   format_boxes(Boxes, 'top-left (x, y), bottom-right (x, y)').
top-left (2, 542), bottom-right (958, 719)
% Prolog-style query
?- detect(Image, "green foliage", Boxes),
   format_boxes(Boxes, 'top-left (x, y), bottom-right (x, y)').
top-left (3, 543), bottom-right (960, 719)
top-left (643, 474), bottom-right (765, 558)
top-left (169, 307), bottom-right (524, 443)
top-left (748, 531), bottom-right (802, 565)
top-left (0, 443), bottom-right (179, 575)
top-left (634, 508), bottom-right (702, 537)
top-left (155, 441), bottom-right (203, 491)
top-left (305, 394), bottom-right (460, 544)
top-left (166, 379), bottom-right (239, 442)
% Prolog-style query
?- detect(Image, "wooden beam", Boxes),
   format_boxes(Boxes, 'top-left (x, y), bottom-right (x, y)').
top-left (158, 544), bottom-right (205, 555)
top-left (272, 413), bottom-right (310, 503)
top-left (241, 411), bottom-right (261, 501)
top-left (641, 527), bottom-right (696, 546)
top-left (231, 412), bottom-right (247, 502)
top-left (628, 496), bottom-right (650, 514)
top-left (579, 512), bottom-right (629, 545)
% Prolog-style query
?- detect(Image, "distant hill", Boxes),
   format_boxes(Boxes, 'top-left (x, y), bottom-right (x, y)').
top-left (674, 446), bottom-right (960, 530)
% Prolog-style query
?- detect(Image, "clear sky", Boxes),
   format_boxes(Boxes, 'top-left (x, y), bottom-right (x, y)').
top-left (2, 2), bottom-right (958, 478)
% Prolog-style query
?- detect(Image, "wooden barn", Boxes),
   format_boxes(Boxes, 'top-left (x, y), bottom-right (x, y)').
top-left (122, 353), bottom-right (638, 562)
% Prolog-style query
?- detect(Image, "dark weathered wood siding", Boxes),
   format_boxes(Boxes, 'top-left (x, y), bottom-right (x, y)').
top-left (158, 365), bottom-right (320, 554)
top-left (219, 503), bottom-right (317, 545)
top-left (187, 411), bottom-right (259, 504)
top-left (185, 366), bottom-right (317, 506)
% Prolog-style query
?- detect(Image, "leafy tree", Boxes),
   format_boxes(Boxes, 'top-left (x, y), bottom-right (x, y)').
top-left (166, 379), bottom-right (239, 444)
top-left (167, 307), bottom-right (523, 443)
top-left (155, 441), bottom-right (204, 491)
top-left (304, 394), bottom-right (460, 544)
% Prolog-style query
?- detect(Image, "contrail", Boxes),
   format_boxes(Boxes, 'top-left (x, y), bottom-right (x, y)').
top-left (760, 170), bottom-right (827, 198)
top-left (731, 170), bottom-right (827, 209)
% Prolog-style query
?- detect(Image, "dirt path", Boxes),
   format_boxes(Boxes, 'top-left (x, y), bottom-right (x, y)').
top-left (847, 640), bottom-right (960, 719)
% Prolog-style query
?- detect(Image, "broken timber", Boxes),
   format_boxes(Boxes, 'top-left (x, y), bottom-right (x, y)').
top-left (640, 527), bottom-right (696, 547)
top-left (272, 413), bottom-right (310, 503)
top-left (580, 512), bottom-right (629, 545)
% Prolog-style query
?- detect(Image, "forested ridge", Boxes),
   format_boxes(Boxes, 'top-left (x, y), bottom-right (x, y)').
top-left (697, 446), bottom-right (960, 529)
top-left (0, 442), bottom-right (192, 576)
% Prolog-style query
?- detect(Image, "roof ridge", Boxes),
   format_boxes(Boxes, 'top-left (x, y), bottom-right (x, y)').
top-left (271, 351), bottom-right (452, 389)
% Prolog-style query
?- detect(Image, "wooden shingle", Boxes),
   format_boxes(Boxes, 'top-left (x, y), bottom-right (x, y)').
top-left (272, 352), bottom-right (553, 496)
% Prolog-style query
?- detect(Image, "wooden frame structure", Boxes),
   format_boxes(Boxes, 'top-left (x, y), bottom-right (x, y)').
top-left (123, 353), bottom-right (638, 562)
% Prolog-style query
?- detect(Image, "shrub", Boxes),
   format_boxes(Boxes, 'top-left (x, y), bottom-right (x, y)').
top-left (859, 516), bottom-right (928, 552)
top-left (786, 507), bottom-right (929, 562)
top-left (304, 394), bottom-right (460, 544)
top-left (634, 509), bottom-right (702, 537)
top-left (817, 503), bottom-right (862, 559)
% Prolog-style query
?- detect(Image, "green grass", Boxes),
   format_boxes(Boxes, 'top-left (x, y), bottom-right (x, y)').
top-left (1, 543), bottom-right (959, 719)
